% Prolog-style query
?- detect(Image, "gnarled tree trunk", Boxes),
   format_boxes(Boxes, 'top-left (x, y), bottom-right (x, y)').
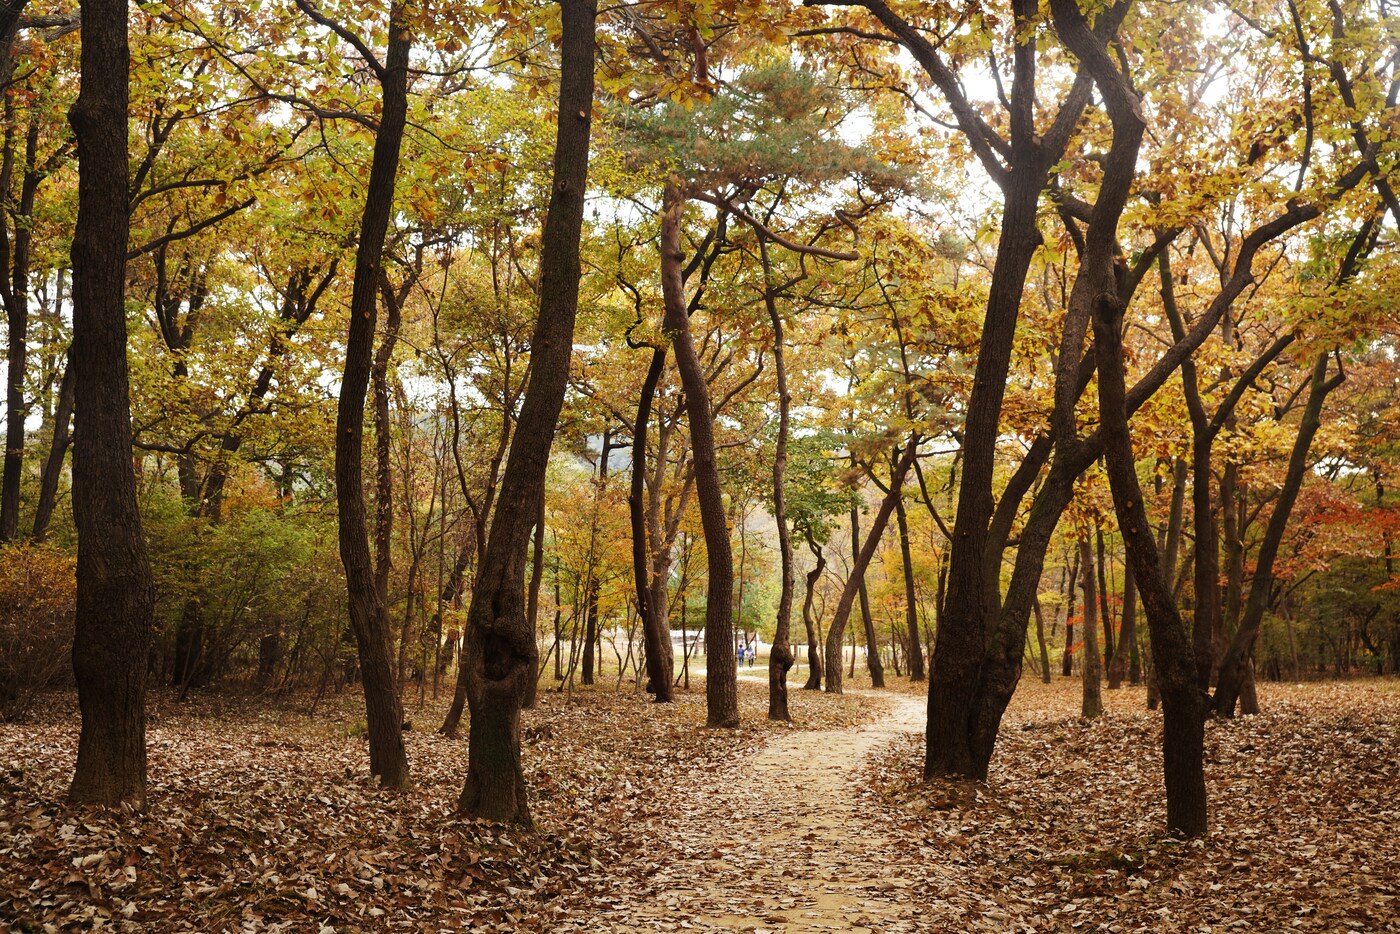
top-left (458, 0), bottom-right (596, 824)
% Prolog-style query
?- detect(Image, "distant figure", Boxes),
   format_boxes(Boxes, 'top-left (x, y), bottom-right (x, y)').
top-left (747, 644), bottom-right (756, 667)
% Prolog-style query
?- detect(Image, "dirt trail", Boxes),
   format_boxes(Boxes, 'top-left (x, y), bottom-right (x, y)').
top-left (568, 692), bottom-right (928, 933)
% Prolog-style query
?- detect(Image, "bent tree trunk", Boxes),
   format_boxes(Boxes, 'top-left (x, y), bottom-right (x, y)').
top-left (67, 0), bottom-right (157, 808)
top-left (331, 4), bottom-right (411, 790)
top-left (458, 0), bottom-right (596, 824)
top-left (763, 240), bottom-right (796, 721)
top-left (1061, 0), bottom-right (1206, 835)
top-left (853, 502), bottom-right (885, 688)
top-left (630, 346), bottom-right (675, 702)
top-left (660, 183), bottom-right (737, 727)
top-left (824, 438), bottom-right (918, 694)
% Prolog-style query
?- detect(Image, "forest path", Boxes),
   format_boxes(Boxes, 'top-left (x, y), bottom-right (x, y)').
top-left (560, 690), bottom-right (929, 933)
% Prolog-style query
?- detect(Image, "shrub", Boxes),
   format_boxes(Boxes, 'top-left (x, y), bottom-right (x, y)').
top-left (0, 543), bottom-right (76, 721)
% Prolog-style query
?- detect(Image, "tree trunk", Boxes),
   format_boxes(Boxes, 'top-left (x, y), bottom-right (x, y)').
top-left (660, 182), bottom-right (736, 728)
top-left (458, 0), bottom-right (595, 824)
top-left (630, 345), bottom-right (674, 702)
top-left (894, 493), bottom-right (925, 681)
top-left (32, 362), bottom-right (73, 541)
top-left (762, 239), bottom-right (795, 721)
top-left (824, 438), bottom-right (918, 694)
top-left (1108, 562), bottom-right (1135, 688)
top-left (1060, 0), bottom-right (1207, 834)
top-left (1216, 352), bottom-right (1340, 716)
top-left (331, 4), bottom-right (411, 790)
top-left (0, 107), bottom-right (40, 542)
top-left (801, 532), bottom-right (825, 691)
top-left (523, 490), bottom-right (546, 709)
top-left (1092, 224), bottom-right (1207, 839)
top-left (1079, 537), bottom-right (1102, 719)
top-left (852, 501), bottom-right (885, 688)
top-left (1096, 527), bottom-right (1115, 669)
top-left (1033, 595), bottom-right (1051, 684)
top-left (67, 0), bottom-right (157, 808)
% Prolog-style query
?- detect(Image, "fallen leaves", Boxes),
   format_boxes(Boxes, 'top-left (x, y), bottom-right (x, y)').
top-left (858, 679), bottom-right (1400, 932)
top-left (0, 678), bottom-right (876, 932)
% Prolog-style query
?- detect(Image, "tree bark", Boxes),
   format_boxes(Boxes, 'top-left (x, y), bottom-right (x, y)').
top-left (762, 239), bottom-right (796, 720)
top-left (67, 0), bottom-right (157, 808)
top-left (1108, 562), bottom-right (1135, 688)
top-left (0, 106), bottom-right (40, 542)
top-left (458, 0), bottom-right (596, 824)
top-left (801, 531), bottom-right (825, 690)
top-left (31, 361), bottom-right (73, 541)
top-left (1079, 537), bottom-right (1102, 719)
top-left (1033, 595), bottom-right (1051, 684)
top-left (1215, 351), bottom-right (1340, 716)
top-left (629, 346), bottom-right (674, 702)
top-left (824, 438), bottom-right (918, 694)
top-left (894, 493), bottom-right (925, 681)
top-left (852, 501), bottom-right (885, 688)
top-left (660, 182), bottom-right (737, 727)
top-left (330, 2), bottom-right (412, 789)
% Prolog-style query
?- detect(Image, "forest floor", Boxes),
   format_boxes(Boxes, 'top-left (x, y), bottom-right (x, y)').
top-left (2, 674), bottom-right (1397, 932)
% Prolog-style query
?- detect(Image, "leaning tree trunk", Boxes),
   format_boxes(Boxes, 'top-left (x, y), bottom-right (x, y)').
top-left (32, 362), bottom-right (74, 541)
top-left (852, 501), bottom-right (885, 688)
top-left (458, 0), bottom-right (596, 824)
top-left (1059, 0), bottom-right (1206, 836)
top-left (762, 239), bottom-right (796, 720)
top-left (630, 346), bottom-right (674, 701)
top-left (894, 494), bottom-right (925, 681)
top-left (824, 438), bottom-right (918, 694)
top-left (1215, 351), bottom-right (1340, 716)
top-left (331, 4), bottom-right (411, 790)
top-left (660, 182), bottom-right (737, 727)
top-left (67, 0), bottom-right (157, 808)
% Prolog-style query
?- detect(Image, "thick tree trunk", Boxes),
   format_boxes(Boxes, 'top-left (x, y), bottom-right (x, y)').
top-left (1059, 0), bottom-right (1207, 835)
top-left (763, 240), bottom-right (795, 721)
top-left (458, 0), bottom-right (595, 824)
top-left (824, 439), bottom-right (918, 694)
top-left (331, 4), bottom-right (411, 790)
top-left (630, 346), bottom-right (674, 702)
top-left (660, 182), bottom-right (737, 728)
top-left (894, 494), bottom-right (925, 681)
top-left (67, 0), bottom-right (157, 808)
top-left (852, 502), bottom-right (885, 688)
top-left (1079, 538), bottom-right (1102, 719)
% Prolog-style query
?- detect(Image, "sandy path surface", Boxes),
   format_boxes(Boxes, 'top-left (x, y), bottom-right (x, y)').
top-left (561, 692), bottom-right (928, 933)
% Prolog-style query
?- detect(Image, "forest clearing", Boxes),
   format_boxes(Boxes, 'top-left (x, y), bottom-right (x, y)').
top-left (4, 0), bottom-right (1400, 930)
